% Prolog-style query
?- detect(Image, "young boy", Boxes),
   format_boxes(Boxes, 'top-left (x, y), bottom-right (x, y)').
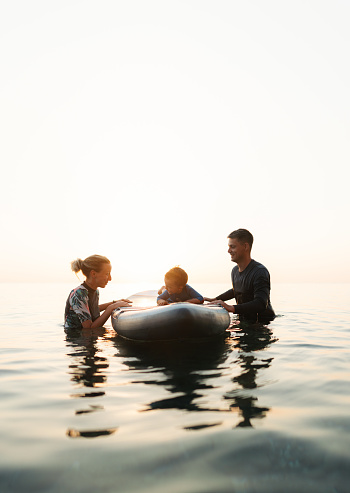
top-left (157, 267), bottom-right (204, 306)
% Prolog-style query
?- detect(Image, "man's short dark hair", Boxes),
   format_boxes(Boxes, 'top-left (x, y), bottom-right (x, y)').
top-left (228, 229), bottom-right (254, 249)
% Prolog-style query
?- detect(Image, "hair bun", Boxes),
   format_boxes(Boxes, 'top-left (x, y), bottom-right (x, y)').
top-left (70, 258), bottom-right (84, 273)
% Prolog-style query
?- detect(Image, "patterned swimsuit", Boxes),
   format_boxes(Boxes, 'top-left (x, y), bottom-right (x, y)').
top-left (64, 283), bottom-right (100, 329)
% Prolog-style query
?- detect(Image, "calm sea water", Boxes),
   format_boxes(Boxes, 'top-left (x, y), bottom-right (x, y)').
top-left (0, 282), bottom-right (349, 493)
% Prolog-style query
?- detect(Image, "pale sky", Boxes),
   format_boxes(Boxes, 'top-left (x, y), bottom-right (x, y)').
top-left (1, 0), bottom-right (349, 284)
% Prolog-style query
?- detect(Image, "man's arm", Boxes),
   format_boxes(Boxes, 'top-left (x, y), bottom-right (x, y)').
top-left (204, 288), bottom-right (234, 302)
top-left (209, 273), bottom-right (270, 315)
top-left (209, 300), bottom-right (236, 313)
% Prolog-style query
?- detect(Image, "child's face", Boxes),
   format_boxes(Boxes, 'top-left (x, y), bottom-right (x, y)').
top-left (165, 280), bottom-right (184, 295)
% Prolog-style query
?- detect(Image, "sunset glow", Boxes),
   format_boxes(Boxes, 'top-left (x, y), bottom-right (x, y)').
top-left (1, 1), bottom-right (349, 284)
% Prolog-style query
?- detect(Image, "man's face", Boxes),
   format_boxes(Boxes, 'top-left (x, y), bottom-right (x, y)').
top-left (227, 238), bottom-right (248, 264)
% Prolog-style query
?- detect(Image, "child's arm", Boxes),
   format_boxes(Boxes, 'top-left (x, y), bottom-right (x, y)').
top-left (157, 299), bottom-right (169, 306)
top-left (185, 298), bottom-right (203, 304)
top-left (185, 285), bottom-right (204, 304)
top-left (157, 289), bottom-right (170, 306)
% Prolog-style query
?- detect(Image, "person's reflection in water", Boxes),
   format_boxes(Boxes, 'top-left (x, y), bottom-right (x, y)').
top-left (65, 327), bottom-right (117, 438)
top-left (225, 320), bottom-right (278, 428)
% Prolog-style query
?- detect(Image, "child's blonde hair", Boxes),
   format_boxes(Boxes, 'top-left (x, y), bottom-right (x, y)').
top-left (164, 266), bottom-right (188, 286)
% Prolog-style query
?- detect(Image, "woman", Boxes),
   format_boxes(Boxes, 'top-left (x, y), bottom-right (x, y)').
top-left (64, 254), bottom-right (132, 329)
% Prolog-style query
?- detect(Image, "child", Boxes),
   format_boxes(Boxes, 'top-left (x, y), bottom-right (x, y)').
top-left (157, 267), bottom-right (204, 306)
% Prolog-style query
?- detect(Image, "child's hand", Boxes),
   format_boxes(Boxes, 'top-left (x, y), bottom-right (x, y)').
top-left (158, 286), bottom-right (166, 295)
top-left (157, 299), bottom-right (169, 306)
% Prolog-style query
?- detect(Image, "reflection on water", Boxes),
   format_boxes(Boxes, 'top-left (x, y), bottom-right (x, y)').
top-left (1, 283), bottom-right (348, 492)
top-left (66, 327), bottom-right (109, 390)
top-left (66, 427), bottom-right (117, 438)
top-left (116, 335), bottom-right (230, 415)
top-left (225, 323), bottom-right (277, 428)
top-left (116, 322), bottom-right (277, 429)
top-left (65, 327), bottom-right (113, 438)
top-left (64, 320), bottom-right (277, 438)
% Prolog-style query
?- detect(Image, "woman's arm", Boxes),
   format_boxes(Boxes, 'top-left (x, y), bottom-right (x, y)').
top-left (82, 300), bottom-right (131, 329)
top-left (98, 299), bottom-right (132, 311)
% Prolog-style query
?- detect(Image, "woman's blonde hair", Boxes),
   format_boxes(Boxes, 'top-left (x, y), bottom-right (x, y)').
top-left (70, 255), bottom-right (110, 277)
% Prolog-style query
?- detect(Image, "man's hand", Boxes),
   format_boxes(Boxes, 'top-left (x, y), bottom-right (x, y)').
top-left (203, 297), bottom-right (217, 302)
top-left (207, 299), bottom-right (235, 313)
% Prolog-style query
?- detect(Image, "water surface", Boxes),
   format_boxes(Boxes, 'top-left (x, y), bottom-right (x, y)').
top-left (0, 282), bottom-right (349, 492)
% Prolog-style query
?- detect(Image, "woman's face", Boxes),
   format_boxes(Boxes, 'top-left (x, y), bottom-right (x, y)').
top-left (91, 263), bottom-right (112, 288)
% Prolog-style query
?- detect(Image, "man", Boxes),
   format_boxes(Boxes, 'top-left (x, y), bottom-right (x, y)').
top-left (205, 229), bottom-right (275, 323)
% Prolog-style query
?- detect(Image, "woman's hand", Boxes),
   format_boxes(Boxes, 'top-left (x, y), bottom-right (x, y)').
top-left (111, 299), bottom-right (132, 308)
top-left (83, 299), bottom-right (132, 330)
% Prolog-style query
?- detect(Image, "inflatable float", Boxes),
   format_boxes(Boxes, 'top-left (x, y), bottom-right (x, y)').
top-left (111, 291), bottom-right (230, 342)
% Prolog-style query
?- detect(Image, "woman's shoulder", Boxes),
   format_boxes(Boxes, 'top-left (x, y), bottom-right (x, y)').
top-left (69, 284), bottom-right (88, 298)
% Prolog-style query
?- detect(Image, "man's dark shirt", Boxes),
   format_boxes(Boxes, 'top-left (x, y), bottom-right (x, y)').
top-left (216, 259), bottom-right (275, 322)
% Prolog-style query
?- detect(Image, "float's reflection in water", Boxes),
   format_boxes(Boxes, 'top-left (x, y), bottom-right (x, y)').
top-left (114, 321), bottom-right (277, 430)
top-left (116, 335), bottom-right (229, 414)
